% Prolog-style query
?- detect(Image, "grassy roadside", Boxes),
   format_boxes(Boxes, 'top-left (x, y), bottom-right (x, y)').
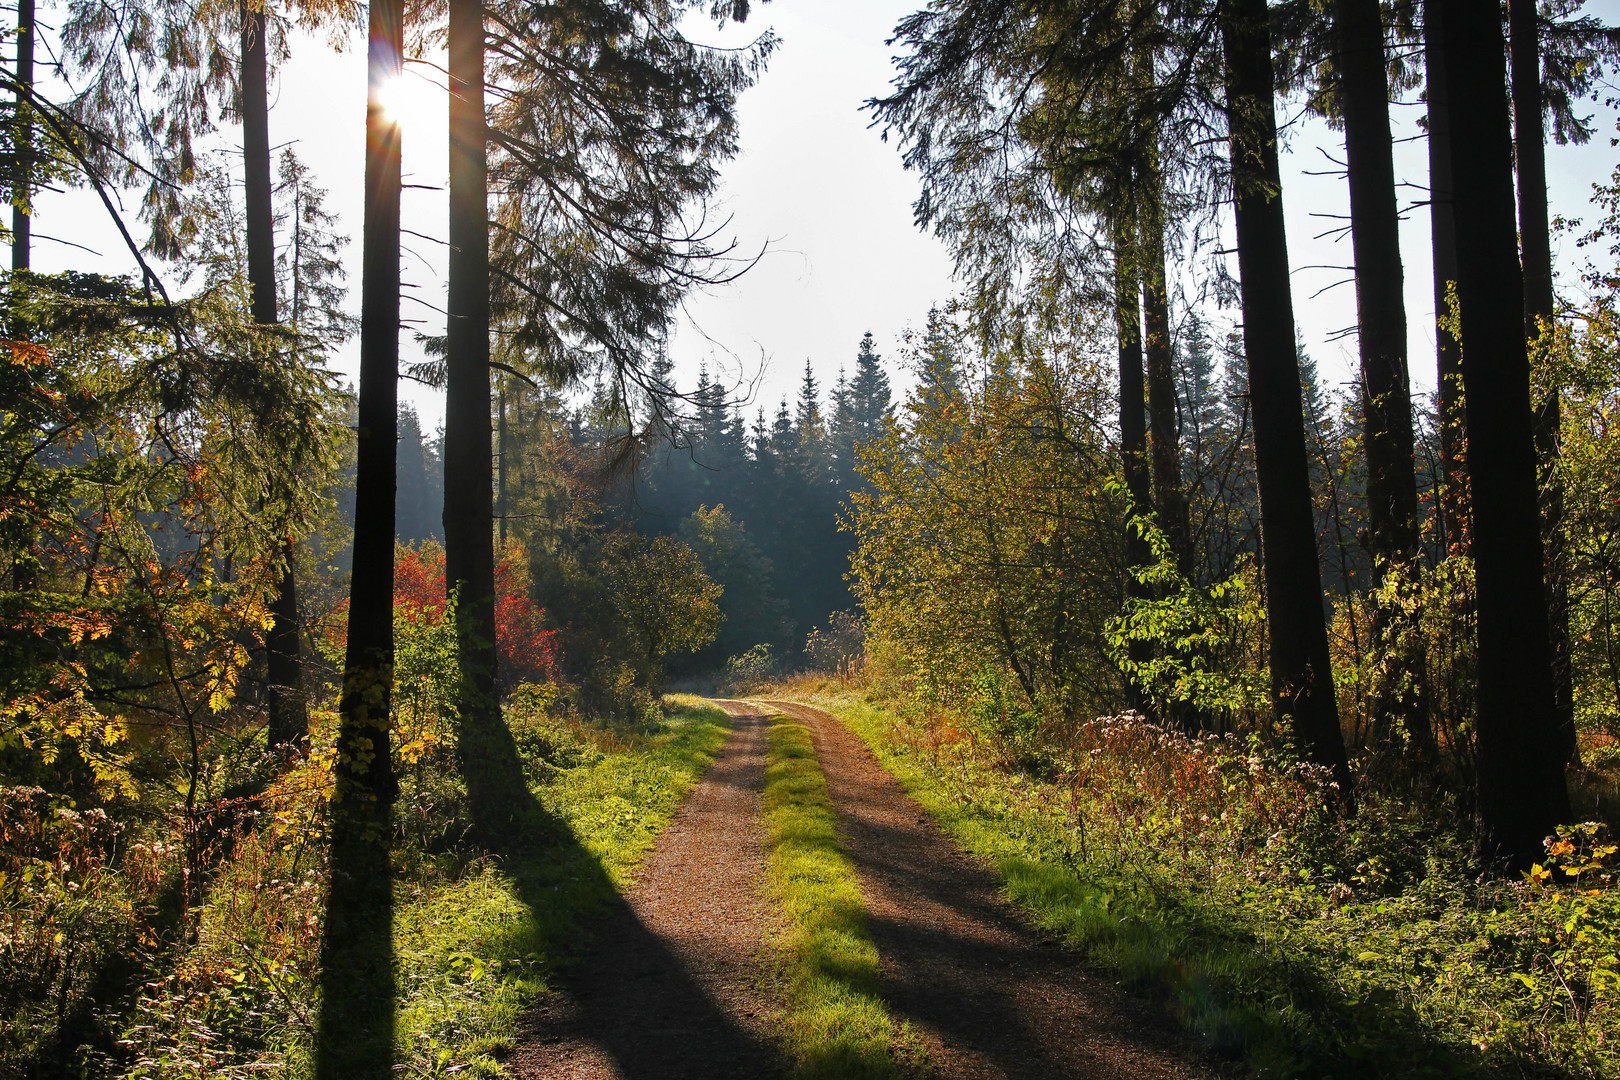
top-left (118, 695), bottom-right (732, 1079)
top-left (760, 704), bottom-right (915, 1080)
top-left (385, 693), bottom-right (733, 1076)
top-left (782, 687), bottom-right (1577, 1080)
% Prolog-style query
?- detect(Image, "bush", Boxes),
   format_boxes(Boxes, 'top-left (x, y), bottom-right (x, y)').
top-left (724, 643), bottom-right (778, 691)
top-left (804, 610), bottom-right (866, 674)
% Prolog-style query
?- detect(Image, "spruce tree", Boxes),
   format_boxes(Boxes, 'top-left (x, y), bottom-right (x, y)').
top-left (1222, 0), bottom-right (1352, 799)
top-left (318, 0), bottom-right (400, 1072)
top-left (1437, 0), bottom-right (1570, 867)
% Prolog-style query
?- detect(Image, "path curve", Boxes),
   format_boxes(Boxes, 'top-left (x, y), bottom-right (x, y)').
top-left (509, 702), bottom-right (781, 1079)
top-left (767, 699), bottom-right (1222, 1080)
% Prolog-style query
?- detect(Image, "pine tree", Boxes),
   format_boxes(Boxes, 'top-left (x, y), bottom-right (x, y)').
top-left (1437, 0), bottom-right (1570, 867)
top-left (275, 149), bottom-right (356, 348)
top-left (916, 306), bottom-right (962, 420)
top-left (318, 0), bottom-right (400, 1072)
top-left (1222, 0), bottom-right (1352, 799)
top-left (850, 331), bottom-right (894, 438)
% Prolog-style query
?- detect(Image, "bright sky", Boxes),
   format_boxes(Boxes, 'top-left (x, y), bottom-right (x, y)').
top-left (23, 0), bottom-right (1620, 427)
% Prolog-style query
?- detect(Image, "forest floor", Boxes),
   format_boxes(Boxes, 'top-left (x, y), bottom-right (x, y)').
top-left (510, 699), bottom-right (1220, 1080)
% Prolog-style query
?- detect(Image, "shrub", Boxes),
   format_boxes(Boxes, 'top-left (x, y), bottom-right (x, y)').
top-left (725, 643), bottom-right (778, 691)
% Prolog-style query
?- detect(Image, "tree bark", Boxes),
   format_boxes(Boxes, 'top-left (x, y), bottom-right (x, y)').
top-left (12, 0), bottom-right (30, 273)
top-left (1141, 190), bottom-right (1191, 575)
top-left (10, 0), bottom-right (33, 593)
top-left (497, 383), bottom-right (508, 548)
top-left (1424, 0), bottom-right (1468, 555)
top-left (1221, 0), bottom-right (1353, 801)
top-left (1437, 0), bottom-right (1570, 869)
top-left (1334, 0), bottom-right (1428, 748)
top-left (445, 0), bottom-right (530, 837)
top-left (241, 4), bottom-right (308, 753)
top-left (1116, 227), bottom-right (1153, 717)
top-left (316, 2), bottom-right (400, 1075)
top-left (1509, 0), bottom-right (1578, 767)
top-left (1336, 0), bottom-right (1419, 572)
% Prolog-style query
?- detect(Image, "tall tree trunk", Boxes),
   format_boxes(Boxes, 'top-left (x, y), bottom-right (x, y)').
top-left (316, 1), bottom-right (400, 1074)
top-left (10, 0), bottom-right (33, 593)
top-left (241, 4), bottom-right (307, 753)
top-left (1509, 0), bottom-right (1578, 767)
top-left (1437, 0), bottom-right (1570, 869)
top-left (12, 0), bottom-right (30, 273)
top-left (1221, 0), bottom-right (1353, 801)
top-left (1334, 0), bottom-right (1427, 749)
top-left (445, 0), bottom-right (529, 837)
top-left (1116, 227), bottom-right (1153, 717)
top-left (1141, 187), bottom-right (1191, 574)
top-left (1141, 183), bottom-right (1207, 734)
top-left (1425, 0), bottom-right (1468, 555)
top-left (497, 383), bottom-right (508, 547)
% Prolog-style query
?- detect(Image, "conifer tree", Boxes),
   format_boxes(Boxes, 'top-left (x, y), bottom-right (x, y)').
top-left (318, 0), bottom-right (400, 1071)
top-left (1437, 0), bottom-right (1570, 867)
top-left (916, 306), bottom-right (962, 420)
top-left (1222, 0), bottom-right (1352, 798)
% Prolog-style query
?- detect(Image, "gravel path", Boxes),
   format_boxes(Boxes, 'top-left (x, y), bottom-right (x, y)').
top-left (766, 699), bottom-right (1221, 1080)
top-left (507, 702), bottom-right (782, 1080)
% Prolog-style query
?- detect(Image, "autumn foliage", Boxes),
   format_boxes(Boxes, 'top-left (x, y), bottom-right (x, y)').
top-left (392, 540), bottom-right (561, 686)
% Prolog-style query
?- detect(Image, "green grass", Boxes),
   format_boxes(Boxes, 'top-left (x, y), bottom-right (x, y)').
top-left (384, 694), bottom-right (733, 1077)
top-left (783, 687), bottom-right (1554, 1080)
top-left (761, 706), bottom-right (915, 1080)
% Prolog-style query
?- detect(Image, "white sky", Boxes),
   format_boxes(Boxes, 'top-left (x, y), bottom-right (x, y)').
top-left (23, 0), bottom-right (1620, 427)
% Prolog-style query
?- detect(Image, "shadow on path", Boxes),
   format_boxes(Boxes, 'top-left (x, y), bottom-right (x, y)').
top-left (506, 704), bottom-right (782, 1080)
top-left (768, 700), bottom-right (1215, 1080)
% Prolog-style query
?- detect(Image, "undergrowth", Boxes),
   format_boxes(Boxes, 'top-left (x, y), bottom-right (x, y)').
top-left (783, 681), bottom-right (1619, 1080)
top-left (17, 693), bottom-right (731, 1078)
top-left (760, 705), bottom-right (915, 1079)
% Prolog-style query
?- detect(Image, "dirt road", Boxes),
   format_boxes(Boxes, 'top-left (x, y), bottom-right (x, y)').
top-left (767, 700), bottom-right (1217, 1080)
top-left (510, 698), bottom-right (1218, 1080)
top-left (508, 703), bottom-right (781, 1079)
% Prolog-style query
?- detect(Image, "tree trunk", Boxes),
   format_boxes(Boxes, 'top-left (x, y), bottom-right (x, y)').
top-left (1437, 0), bottom-right (1570, 869)
top-left (1509, 0), bottom-right (1578, 767)
top-left (1424, 0), bottom-right (1468, 556)
top-left (1116, 227), bottom-right (1153, 717)
top-left (1336, 0), bottom-right (1418, 569)
top-left (497, 383), bottom-right (508, 547)
top-left (1142, 190), bottom-right (1191, 575)
top-left (1221, 0), bottom-right (1353, 801)
top-left (242, 4), bottom-right (308, 753)
top-left (445, 0), bottom-right (530, 837)
top-left (10, 0), bottom-right (33, 593)
top-left (1334, 0), bottom-right (1428, 749)
top-left (316, 1), bottom-right (400, 1075)
top-left (12, 0), bottom-right (30, 273)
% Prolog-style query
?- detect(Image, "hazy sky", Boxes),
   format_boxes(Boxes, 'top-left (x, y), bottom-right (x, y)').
top-left (25, 0), bottom-right (1620, 429)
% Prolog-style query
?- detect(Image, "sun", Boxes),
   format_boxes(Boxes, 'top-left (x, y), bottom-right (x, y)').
top-left (373, 69), bottom-right (441, 127)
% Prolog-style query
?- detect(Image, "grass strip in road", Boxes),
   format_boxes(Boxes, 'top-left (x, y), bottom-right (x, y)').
top-left (762, 707), bottom-right (914, 1080)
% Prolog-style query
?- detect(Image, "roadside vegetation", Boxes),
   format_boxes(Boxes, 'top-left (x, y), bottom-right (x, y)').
top-left (760, 707), bottom-right (913, 1079)
top-left (771, 678), bottom-right (1620, 1079)
top-left (3, 691), bottom-right (730, 1078)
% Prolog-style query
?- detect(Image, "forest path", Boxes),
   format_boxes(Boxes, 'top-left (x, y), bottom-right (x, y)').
top-left (766, 699), bottom-right (1221, 1080)
top-left (507, 702), bottom-right (782, 1079)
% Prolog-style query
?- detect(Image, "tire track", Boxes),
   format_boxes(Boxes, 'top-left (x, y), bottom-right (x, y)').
top-left (509, 702), bottom-right (782, 1079)
top-left (767, 699), bottom-right (1219, 1080)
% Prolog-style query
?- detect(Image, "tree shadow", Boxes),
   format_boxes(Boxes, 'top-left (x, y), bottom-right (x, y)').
top-left (776, 699), bottom-right (1573, 1080)
top-left (314, 824), bottom-right (395, 1080)
top-left (493, 787), bottom-right (782, 1079)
